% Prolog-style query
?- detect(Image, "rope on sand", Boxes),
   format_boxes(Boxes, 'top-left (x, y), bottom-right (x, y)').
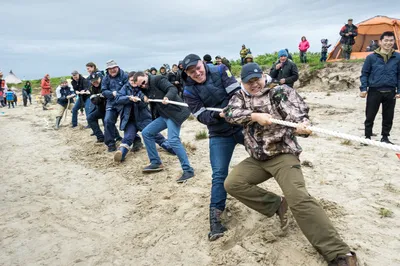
top-left (147, 99), bottom-right (400, 153)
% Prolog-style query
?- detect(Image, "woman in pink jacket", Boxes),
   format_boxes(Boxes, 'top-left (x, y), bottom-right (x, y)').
top-left (299, 36), bottom-right (310, 63)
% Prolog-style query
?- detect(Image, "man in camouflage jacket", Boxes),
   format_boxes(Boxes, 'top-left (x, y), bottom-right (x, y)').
top-left (223, 63), bottom-right (358, 266)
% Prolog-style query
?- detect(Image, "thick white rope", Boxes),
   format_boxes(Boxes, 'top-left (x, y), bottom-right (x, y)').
top-left (146, 99), bottom-right (400, 153)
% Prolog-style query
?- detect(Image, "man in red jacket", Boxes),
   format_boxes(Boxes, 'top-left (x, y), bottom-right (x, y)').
top-left (41, 74), bottom-right (52, 110)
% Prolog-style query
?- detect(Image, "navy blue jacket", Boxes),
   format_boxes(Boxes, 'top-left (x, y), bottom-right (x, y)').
top-left (360, 51), bottom-right (400, 94)
top-left (115, 83), bottom-right (152, 131)
top-left (141, 75), bottom-right (190, 125)
top-left (56, 85), bottom-right (75, 106)
top-left (101, 68), bottom-right (128, 111)
top-left (183, 63), bottom-right (242, 137)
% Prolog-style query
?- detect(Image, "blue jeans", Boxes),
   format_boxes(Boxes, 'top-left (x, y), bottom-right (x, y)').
top-left (104, 108), bottom-right (121, 147)
top-left (123, 120), bottom-right (167, 147)
top-left (72, 96), bottom-right (90, 126)
top-left (142, 117), bottom-right (193, 173)
top-left (87, 107), bottom-right (105, 140)
top-left (209, 130), bottom-right (244, 211)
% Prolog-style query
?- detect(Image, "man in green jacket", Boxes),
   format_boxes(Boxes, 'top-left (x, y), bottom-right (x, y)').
top-left (270, 49), bottom-right (299, 88)
top-left (240, 44), bottom-right (249, 65)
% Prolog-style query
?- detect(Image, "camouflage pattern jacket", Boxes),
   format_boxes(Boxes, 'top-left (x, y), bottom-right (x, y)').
top-left (224, 85), bottom-right (310, 161)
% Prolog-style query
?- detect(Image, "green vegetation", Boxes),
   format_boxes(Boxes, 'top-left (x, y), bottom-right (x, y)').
top-left (7, 76), bottom-right (70, 94)
top-left (379, 208), bottom-right (394, 218)
top-left (195, 130), bottom-right (208, 140)
top-left (229, 52), bottom-right (365, 77)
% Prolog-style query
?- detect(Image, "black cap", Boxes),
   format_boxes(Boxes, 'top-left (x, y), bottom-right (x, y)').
top-left (241, 63), bottom-right (263, 83)
top-left (215, 55), bottom-right (222, 59)
top-left (89, 73), bottom-right (101, 81)
top-left (203, 54), bottom-right (212, 62)
top-left (182, 54), bottom-right (201, 71)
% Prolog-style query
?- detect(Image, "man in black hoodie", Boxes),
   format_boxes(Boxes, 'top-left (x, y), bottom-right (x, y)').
top-left (134, 71), bottom-right (194, 183)
top-left (71, 70), bottom-right (90, 128)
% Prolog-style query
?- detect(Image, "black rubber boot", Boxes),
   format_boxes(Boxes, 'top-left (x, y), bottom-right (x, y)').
top-left (55, 116), bottom-right (61, 129)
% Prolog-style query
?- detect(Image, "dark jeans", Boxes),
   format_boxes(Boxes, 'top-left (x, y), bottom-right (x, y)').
top-left (300, 51), bottom-right (307, 63)
top-left (72, 97), bottom-right (90, 127)
top-left (43, 95), bottom-right (51, 106)
top-left (209, 130), bottom-right (244, 211)
top-left (320, 52), bottom-right (327, 62)
top-left (8, 101), bottom-right (15, 108)
top-left (241, 57), bottom-right (245, 66)
top-left (104, 108), bottom-right (122, 147)
top-left (365, 90), bottom-right (397, 137)
top-left (122, 119), bottom-right (166, 147)
top-left (87, 107), bottom-right (105, 140)
top-left (22, 91), bottom-right (32, 106)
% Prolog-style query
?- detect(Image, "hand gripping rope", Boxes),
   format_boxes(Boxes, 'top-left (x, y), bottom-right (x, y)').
top-left (146, 99), bottom-right (400, 156)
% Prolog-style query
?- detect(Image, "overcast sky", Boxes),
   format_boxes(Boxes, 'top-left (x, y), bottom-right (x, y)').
top-left (1, 0), bottom-right (399, 80)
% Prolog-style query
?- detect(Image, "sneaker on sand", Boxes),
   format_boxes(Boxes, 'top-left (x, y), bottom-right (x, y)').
top-left (131, 138), bottom-right (144, 152)
top-left (143, 164), bottom-right (164, 173)
top-left (108, 145), bottom-right (117, 152)
top-left (176, 171), bottom-right (194, 183)
top-left (276, 197), bottom-right (289, 231)
top-left (328, 252), bottom-right (358, 266)
top-left (360, 136), bottom-right (371, 146)
top-left (381, 136), bottom-right (394, 145)
top-left (208, 207), bottom-right (227, 241)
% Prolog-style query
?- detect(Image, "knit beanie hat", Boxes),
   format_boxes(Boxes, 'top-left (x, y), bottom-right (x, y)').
top-left (278, 49), bottom-right (288, 58)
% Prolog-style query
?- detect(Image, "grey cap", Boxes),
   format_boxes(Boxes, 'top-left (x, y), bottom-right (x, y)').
top-left (241, 63), bottom-right (263, 83)
top-left (106, 59), bottom-right (119, 69)
top-left (71, 70), bottom-right (79, 75)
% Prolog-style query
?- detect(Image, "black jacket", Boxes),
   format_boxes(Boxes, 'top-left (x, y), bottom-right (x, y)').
top-left (269, 60), bottom-right (299, 88)
top-left (71, 75), bottom-right (90, 101)
top-left (340, 24), bottom-right (358, 45)
top-left (141, 75), bottom-right (190, 125)
top-left (167, 71), bottom-right (183, 92)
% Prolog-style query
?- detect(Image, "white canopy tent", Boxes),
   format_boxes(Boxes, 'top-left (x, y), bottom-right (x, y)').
top-left (4, 70), bottom-right (22, 84)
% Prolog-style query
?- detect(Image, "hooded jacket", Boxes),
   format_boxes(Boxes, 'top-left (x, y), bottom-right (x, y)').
top-left (115, 83), bottom-right (152, 131)
top-left (56, 85), bottom-right (75, 106)
top-left (269, 60), bottom-right (299, 88)
top-left (224, 84), bottom-right (310, 160)
top-left (299, 38), bottom-right (310, 52)
top-left (141, 75), bottom-right (190, 125)
top-left (41, 75), bottom-right (51, 96)
top-left (360, 48), bottom-right (400, 93)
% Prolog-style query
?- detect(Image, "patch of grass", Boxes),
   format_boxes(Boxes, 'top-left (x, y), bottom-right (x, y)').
top-left (384, 183), bottom-right (400, 194)
top-left (308, 62), bottom-right (326, 73)
top-left (195, 130), bottom-right (208, 140)
top-left (379, 208), bottom-right (393, 218)
top-left (340, 140), bottom-right (352, 146)
top-left (326, 91), bottom-right (331, 96)
top-left (182, 141), bottom-right (197, 153)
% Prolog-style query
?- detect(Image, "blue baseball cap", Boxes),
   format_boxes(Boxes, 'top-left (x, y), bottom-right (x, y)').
top-left (241, 63), bottom-right (263, 83)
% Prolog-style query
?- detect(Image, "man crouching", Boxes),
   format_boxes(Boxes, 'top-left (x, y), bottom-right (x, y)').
top-left (223, 63), bottom-right (358, 266)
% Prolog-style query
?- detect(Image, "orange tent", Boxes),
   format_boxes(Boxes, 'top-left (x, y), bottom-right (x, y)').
top-left (327, 16), bottom-right (400, 62)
